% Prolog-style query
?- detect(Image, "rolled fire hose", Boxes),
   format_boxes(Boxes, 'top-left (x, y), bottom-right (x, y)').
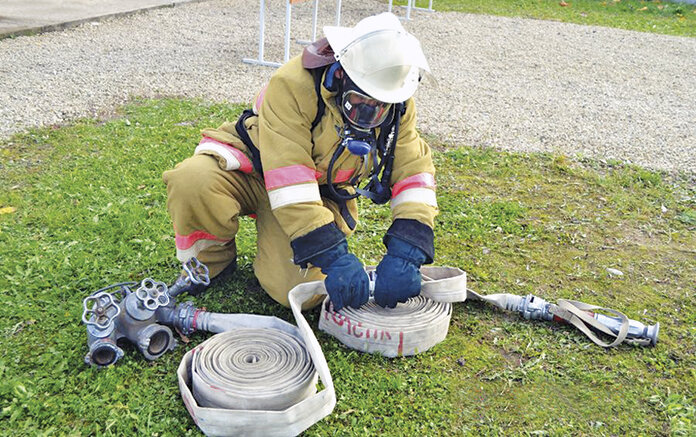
top-left (177, 282), bottom-right (334, 437)
top-left (318, 266), bottom-right (466, 357)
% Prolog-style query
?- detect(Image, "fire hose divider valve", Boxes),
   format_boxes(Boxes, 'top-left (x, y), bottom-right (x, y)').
top-left (82, 279), bottom-right (180, 367)
top-left (184, 257), bottom-right (210, 287)
top-left (135, 278), bottom-right (170, 312)
top-left (122, 278), bottom-right (177, 361)
top-left (82, 291), bottom-right (121, 332)
top-left (168, 257), bottom-right (211, 297)
top-left (82, 290), bottom-right (125, 367)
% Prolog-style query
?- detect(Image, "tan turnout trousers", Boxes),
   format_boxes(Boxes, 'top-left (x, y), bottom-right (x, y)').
top-left (163, 154), bottom-right (328, 309)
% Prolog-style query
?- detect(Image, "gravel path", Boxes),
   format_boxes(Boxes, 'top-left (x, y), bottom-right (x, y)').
top-left (1, 0), bottom-right (694, 173)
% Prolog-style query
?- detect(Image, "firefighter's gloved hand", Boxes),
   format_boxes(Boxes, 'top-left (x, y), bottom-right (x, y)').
top-left (309, 240), bottom-right (369, 311)
top-left (374, 237), bottom-right (427, 308)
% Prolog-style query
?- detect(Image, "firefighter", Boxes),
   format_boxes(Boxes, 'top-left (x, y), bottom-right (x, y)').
top-left (163, 12), bottom-right (437, 311)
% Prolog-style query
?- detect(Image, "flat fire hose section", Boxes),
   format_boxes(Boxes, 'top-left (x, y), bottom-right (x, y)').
top-left (177, 281), bottom-right (335, 437)
top-left (319, 266), bottom-right (644, 355)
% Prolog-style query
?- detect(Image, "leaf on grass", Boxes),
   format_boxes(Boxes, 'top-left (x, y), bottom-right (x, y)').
top-left (10, 319), bottom-right (36, 335)
top-left (606, 267), bottom-right (624, 277)
top-left (14, 384), bottom-right (28, 395)
top-left (638, 6), bottom-right (648, 11)
top-left (0, 206), bottom-right (16, 215)
top-left (559, 1), bottom-right (569, 6)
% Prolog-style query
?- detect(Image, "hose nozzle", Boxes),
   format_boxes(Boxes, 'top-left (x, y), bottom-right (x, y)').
top-left (513, 294), bottom-right (658, 346)
top-left (593, 312), bottom-right (660, 346)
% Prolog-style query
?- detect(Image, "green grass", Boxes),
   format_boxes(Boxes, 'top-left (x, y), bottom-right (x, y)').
top-left (1, 98), bottom-right (695, 435)
top-left (401, 0), bottom-right (696, 37)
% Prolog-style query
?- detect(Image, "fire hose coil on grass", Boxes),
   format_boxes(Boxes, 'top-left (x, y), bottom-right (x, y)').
top-left (190, 329), bottom-right (317, 411)
top-left (177, 282), bottom-right (335, 437)
top-left (319, 266), bottom-right (466, 357)
top-left (177, 268), bottom-right (473, 436)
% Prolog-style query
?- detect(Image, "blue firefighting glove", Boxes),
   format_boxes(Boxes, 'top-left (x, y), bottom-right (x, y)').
top-left (308, 240), bottom-right (370, 311)
top-left (373, 237), bottom-right (427, 308)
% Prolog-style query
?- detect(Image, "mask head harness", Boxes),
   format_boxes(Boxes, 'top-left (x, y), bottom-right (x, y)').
top-left (323, 63), bottom-right (404, 206)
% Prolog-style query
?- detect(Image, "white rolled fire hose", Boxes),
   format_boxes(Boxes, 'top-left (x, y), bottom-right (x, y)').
top-left (318, 266), bottom-right (466, 357)
top-left (179, 267), bottom-right (656, 436)
top-left (177, 282), bottom-right (333, 437)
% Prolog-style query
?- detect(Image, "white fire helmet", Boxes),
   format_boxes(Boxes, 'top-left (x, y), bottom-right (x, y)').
top-left (323, 12), bottom-right (432, 104)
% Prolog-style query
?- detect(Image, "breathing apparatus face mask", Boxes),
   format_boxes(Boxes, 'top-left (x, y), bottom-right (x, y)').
top-left (341, 90), bottom-right (392, 130)
top-left (334, 70), bottom-right (392, 157)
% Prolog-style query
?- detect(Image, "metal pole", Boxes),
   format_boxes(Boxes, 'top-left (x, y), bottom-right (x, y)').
top-left (410, 0), bottom-right (436, 13)
top-left (297, 0), bottom-right (319, 45)
top-left (243, 0), bottom-right (281, 67)
top-left (335, 0), bottom-right (342, 26)
top-left (311, 0), bottom-right (319, 41)
top-left (258, 0), bottom-right (266, 61)
top-left (398, 0), bottom-right (436, 17)
top-left (284, 0), bottom-right (291, 63)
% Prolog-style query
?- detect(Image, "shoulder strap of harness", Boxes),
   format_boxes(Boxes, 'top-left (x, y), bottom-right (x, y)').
top-left (234, 64), bottom-right (329, 176)
top-left (234, 109), bottom-right (263, 174)
top-left (309, 66), bottom-right (327, 134)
